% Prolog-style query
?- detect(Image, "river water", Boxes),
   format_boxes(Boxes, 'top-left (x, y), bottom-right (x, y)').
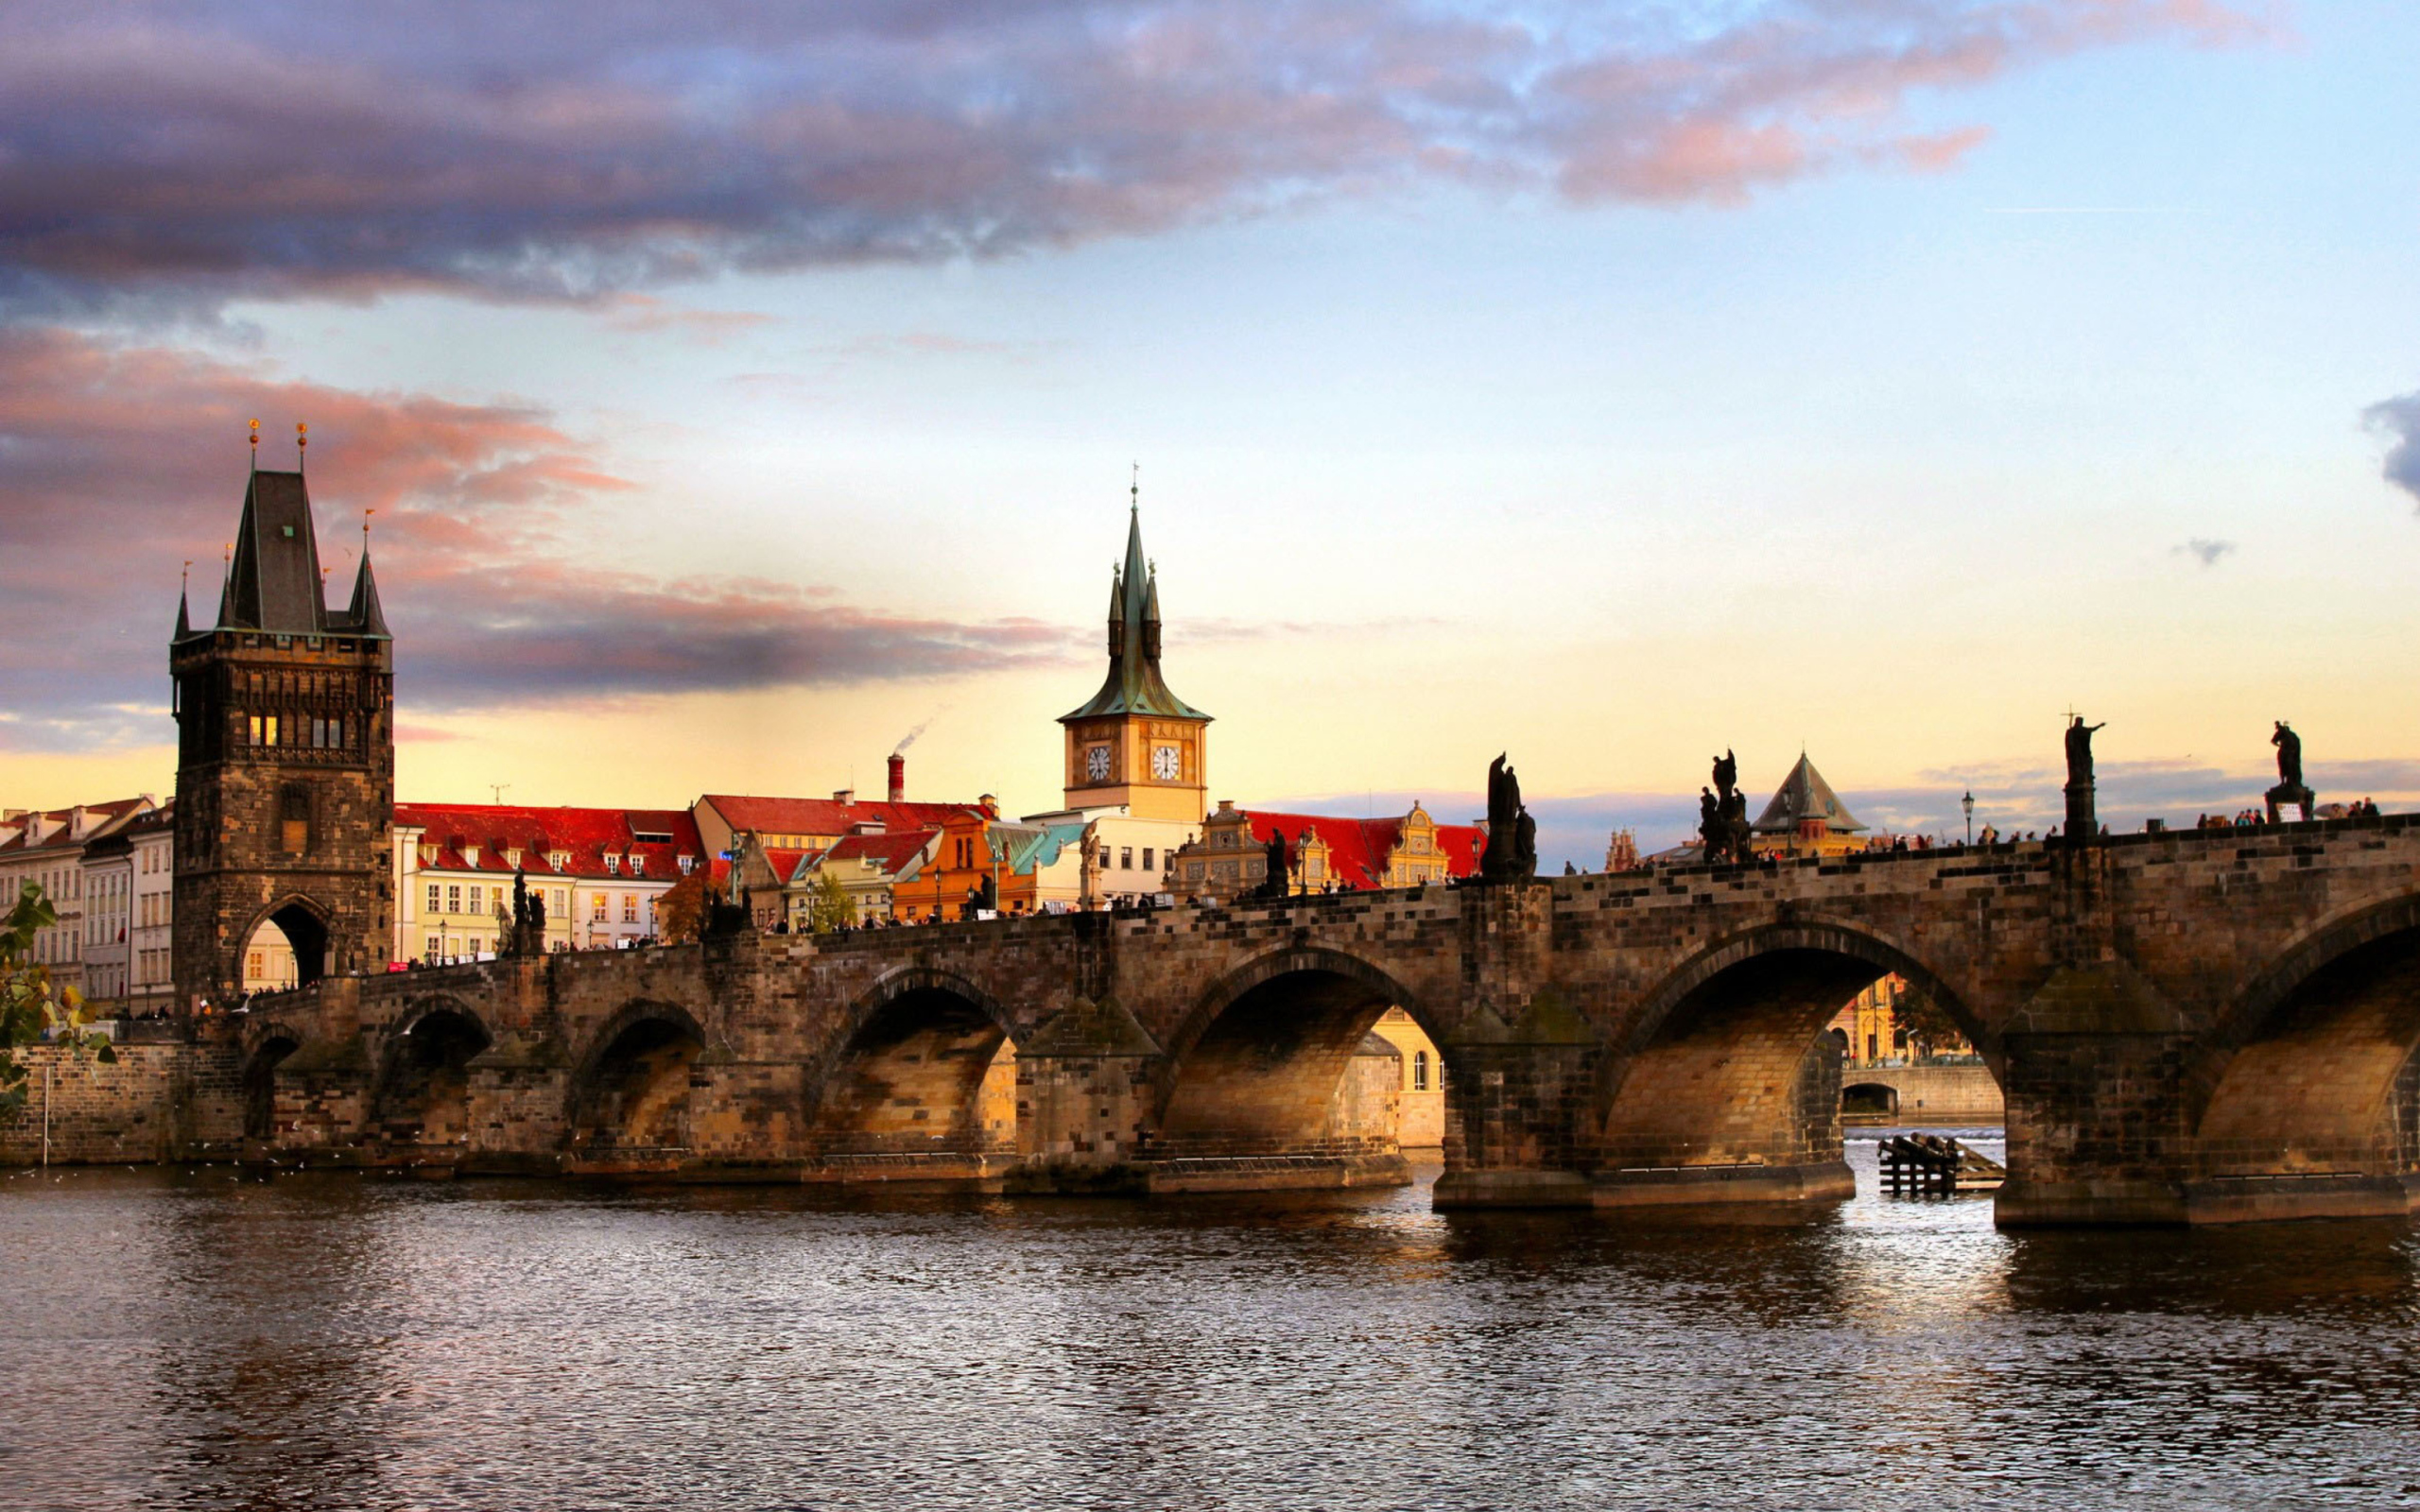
top-left (4, 1131), bottom-right (2416, 1512)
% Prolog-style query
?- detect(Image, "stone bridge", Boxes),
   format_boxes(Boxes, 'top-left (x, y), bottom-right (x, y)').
top-left (242, 816), bottom-right (2420, 1225)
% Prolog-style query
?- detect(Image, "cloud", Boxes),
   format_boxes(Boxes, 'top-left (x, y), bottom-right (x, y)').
top-left (0, 1), bottom-right (2264, 316)
top-left (2175, 537), bottom-right (2235, 566)
top-left (0, 327), bottom-right (1076, 747)
top-left (2363, 390), bottom-right (2420, 510)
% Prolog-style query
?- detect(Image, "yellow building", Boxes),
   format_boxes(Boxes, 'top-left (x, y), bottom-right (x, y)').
top-left (1165, 799), bottom-right (1485, 902)
top-left (1367, 1005), bottom-right (1445, 1152)
top-left (391, 803), bottom-right (705, 963)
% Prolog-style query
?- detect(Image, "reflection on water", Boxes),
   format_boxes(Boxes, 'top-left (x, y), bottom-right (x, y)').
top-left (3, 1132), bottom-right (2416, 1511)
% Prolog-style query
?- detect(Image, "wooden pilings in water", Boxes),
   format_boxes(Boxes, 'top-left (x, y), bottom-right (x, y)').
top-left (1878, 1133), bottom-right (2005, 1194)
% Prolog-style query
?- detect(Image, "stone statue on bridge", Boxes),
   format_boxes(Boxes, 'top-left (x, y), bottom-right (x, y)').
top-left (2064, 714), bottom-right (2105, 842)
top-left (2267, 721), bottom-right (2315, 823)
top-left (2273, 721), bottom-right (2303, 789)
top-left (1253, 829), bottom-right (1292, 901)
top-left (2064, 715), bottom-right (2104, 786)
top-left (1702, 750), bottom-right (1752, 866)
top-left (1479, 754), bottom-right (1535, 883)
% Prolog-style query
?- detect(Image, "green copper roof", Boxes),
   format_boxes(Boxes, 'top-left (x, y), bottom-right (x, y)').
top-left (1061, 504), bottom-right (1210, 723)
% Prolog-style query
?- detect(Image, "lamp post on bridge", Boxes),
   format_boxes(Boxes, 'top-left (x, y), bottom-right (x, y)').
top-left (1962, 790), bottom-right (1975, 847)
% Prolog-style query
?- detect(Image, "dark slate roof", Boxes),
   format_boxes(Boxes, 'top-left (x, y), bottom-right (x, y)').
top-left (1752, 753), bottom-right (1867, 835)
top-left (1061, 506), bottom-right (1210, 723)
top-left (219, 470), bottom-right (328, 633)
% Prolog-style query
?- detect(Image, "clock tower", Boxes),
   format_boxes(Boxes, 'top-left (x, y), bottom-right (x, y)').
top-left (1059, 499), bottom-right (1209, 822)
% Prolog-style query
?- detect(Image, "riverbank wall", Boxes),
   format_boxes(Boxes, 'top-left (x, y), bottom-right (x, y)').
top-left (1840, 1064), bottom-right (2004, 1124)
top-left (0, 1043), bottom-right (244, 1165)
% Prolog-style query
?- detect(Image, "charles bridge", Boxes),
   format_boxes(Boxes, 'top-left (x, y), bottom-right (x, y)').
top-left (240, 813), bottom-right (2420, 1227)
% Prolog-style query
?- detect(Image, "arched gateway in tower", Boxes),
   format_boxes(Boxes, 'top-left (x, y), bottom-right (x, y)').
top-left (171, 462), bottom-right (395, 1010)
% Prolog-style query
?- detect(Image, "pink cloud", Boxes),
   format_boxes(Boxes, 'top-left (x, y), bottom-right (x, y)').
top-left (0, 328), bottom-right (1077, 747)
top-left (0, 2), bottom-right (2271, 313)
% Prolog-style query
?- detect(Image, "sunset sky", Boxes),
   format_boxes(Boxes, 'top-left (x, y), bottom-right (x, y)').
top-left (3, 0), bottom-right (2416, 868)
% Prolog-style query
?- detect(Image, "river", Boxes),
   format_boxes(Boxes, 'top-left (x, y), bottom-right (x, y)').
top-left (4, 1131), bottom-right (2416, 1511)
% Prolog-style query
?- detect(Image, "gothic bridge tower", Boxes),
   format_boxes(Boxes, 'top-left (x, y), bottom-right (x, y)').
top-left (171, 459), bottom-right (394, 1007)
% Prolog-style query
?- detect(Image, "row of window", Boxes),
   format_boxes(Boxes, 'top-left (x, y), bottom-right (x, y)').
top-left (423, 881), bottom-right (649, 925)
top-left (134, 947), bottom-right (170, 986)
top-left (246, 713), bottom-right (347, 749)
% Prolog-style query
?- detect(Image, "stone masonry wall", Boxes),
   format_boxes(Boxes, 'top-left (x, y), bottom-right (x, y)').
top-left (0, 1041), bottom-right (244, 1163)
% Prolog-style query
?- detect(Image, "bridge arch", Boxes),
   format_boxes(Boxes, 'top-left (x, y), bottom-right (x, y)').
top-left (1600, 920), bottom-right (1990, 1188)
top-left (239, 1022), bottom-right (306, 1142)
top-left (806, 968), bottom-right (1022, 1165)
top-left (236, 893), bottom-right (334, 991)
top-left (370, 997), bottom-right (493, 1147)
top-left (2191, 895), bottom-right (2420, 1182)
top-left (1150, 946), bottom-right (1445, 1177)
top-left (566, 1000), bottom-right (711, 1155)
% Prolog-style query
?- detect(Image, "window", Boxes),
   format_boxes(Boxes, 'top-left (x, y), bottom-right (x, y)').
top-left (468, 885), bottom-right (484, 914)
top-left (552, 888), bottom-right (567, 916)
top-left (604, 853), bottom-right (619, 875)
top-left (1412, 1051), bottom-right (1429, 1091)
top-left (592, 894), bottom-right (607, 921)
top-left (426, 883), bottom-right (441, 913)
top-left (1187, 863), bottom-right (1202, 881)
top-left (621, 894), bottom-right (637, 923)
top-left (279, 782), bottom-right (309, 852)
top-left (1141, 848), bottom-right (1154, 871)
top-left (678, 856), bottom-right (694, 875)
top-left (446, 885), bottom-right (461, 913)
top-left (1119, 847), bottom-right (1133, 869)
top-left (425, 936), bottom-right (441, 958)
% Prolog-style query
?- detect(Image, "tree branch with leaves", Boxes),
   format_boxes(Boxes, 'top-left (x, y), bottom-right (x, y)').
top-left (2, 881), bottom-right (117, 1117)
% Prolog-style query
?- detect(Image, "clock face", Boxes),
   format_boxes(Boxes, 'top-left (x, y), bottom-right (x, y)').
top-left (1152, 744), bottom-right (1182, 781)
top-left (1085, 745), bottom-right (1112, 782)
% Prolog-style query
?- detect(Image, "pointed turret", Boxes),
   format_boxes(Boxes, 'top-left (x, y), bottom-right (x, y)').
top-left (341, 552), bottom-right (391, 640)
top-left (174, 588), bottom-right (192, 642)
top-left (1106, 565), bottom-right (1125, 657)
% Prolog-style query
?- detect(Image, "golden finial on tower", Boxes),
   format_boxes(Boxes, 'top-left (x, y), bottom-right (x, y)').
top-left (296, 421), bottom-right (307, 470)
top-left (248, 418), bottom-right (259, 471)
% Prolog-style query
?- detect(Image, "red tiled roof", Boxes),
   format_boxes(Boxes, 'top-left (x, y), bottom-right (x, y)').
top-left (0, 797), bottom-right (155, 856)
top-left (701, 794), bottom-right (988, 838)
top-left (822, 828), bottom-right (938, 875)
top-left (394, 802), bottom-right (703, 882)
top-left (1241, 810), bottom-right (1485, 891)
top-left (758, 847), bottom-right (818, 885)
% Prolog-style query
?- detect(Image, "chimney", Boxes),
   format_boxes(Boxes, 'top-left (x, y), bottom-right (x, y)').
top-left (833, 788), bottom-right (855, 805)
top-left (887, 752), bottom-right (906, 804)
top-left (979, 793), bottom-right (997, 818)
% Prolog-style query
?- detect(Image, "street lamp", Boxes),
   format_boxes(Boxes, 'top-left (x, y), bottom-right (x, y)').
top-left (1962, 790), bottom-right (1975, 846)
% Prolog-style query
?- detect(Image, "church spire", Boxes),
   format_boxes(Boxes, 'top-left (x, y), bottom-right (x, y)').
top-left (1061, 486), bottom-right (1208, 724)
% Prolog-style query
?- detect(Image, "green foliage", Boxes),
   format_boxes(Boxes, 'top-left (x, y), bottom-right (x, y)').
top-left (1892, 981), bottom-right (1966, 1058)
top-left (656, 870), bottom-right (707, 943)
top-left (804, 870), bottom-right (855, 935)
top-left (1, 880), bottom-right (117, 1116)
